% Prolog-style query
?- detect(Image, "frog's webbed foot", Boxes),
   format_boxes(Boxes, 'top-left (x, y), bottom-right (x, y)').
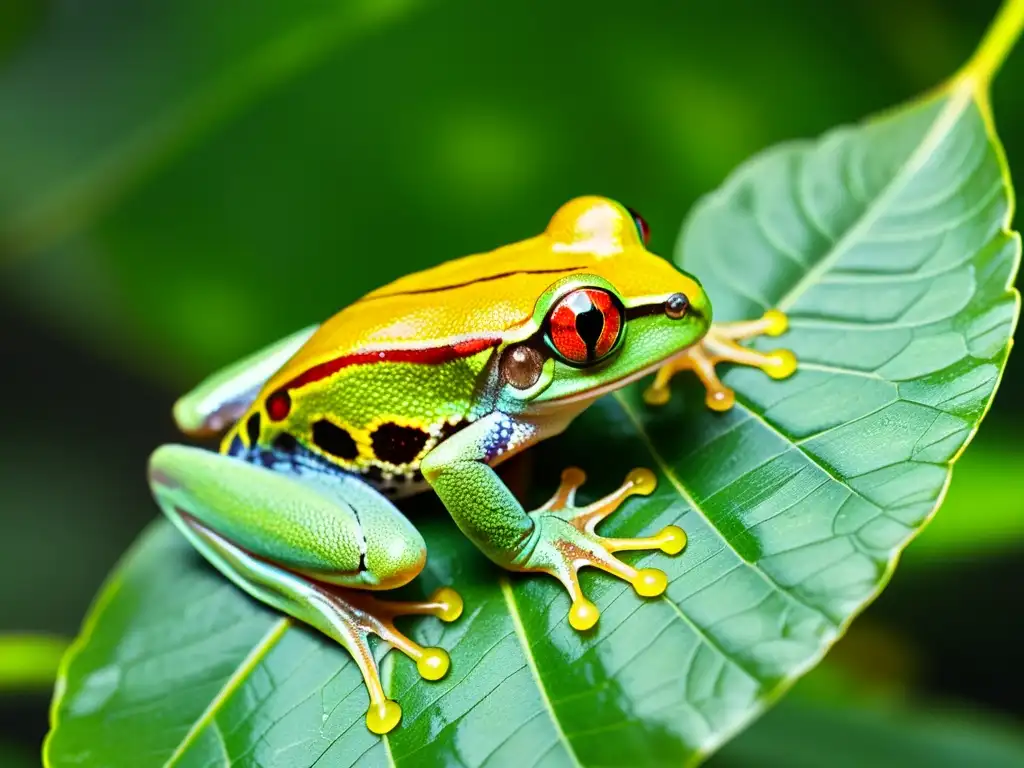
top-left (644, 309), bottom-right (796, 411)
top-left (334, 586), bottom-right (463, 733)
top-left (173, 517), bottom-right (463, 736)
top-left (516, 468), bottom-right (686, 631)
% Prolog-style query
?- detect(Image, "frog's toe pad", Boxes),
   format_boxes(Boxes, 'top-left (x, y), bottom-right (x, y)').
top-left (428, 587), bottom-right (464, 622)
top-left (416, 648), bottom-right (451, 680)
top-left (366, 700), bottom-right (402, 734)
top-left (632, 568), bottom-right (668, 597)
top-left (569, 598), bottom-right (600, 631)
top-left (642, 382), bottom-right (672, 406)
top-left (762, 309), bottom-right (788, 336)
top-left (658, 525), bottom-right (687, 555)
top-left (763, 349), bottom-right (797, 379)
top-left (705, 387), bottom-right (736, 412)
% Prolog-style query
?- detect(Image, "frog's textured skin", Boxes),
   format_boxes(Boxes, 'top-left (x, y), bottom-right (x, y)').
top-left (149, 196), bottom-right (795, 734)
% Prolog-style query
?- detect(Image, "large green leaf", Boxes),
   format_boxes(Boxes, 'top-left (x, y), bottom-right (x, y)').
top-left (44, 4), bottom-right (1023, 768)
top-left (0, 634), bottom-right (68, 692)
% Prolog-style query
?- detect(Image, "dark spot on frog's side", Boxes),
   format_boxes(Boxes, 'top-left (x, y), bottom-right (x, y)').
top-left (245, 412), bottom-right (261, 445)
top-left (272, 432), bottom-right (298, 453)
top-left (371, 423), bottom-right (430, 465)
top-left (438, 418), bottom-right (468, 441)
top-left (312, 419), bottom-right (360, 460)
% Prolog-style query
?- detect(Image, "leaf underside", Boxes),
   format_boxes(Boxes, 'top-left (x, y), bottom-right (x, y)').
top-left (44, 72), bottom-right (1020, 767)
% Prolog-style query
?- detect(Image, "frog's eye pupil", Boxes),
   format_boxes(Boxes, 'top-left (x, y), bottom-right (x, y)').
top-left (665, 293), bottom-right (689, 319)
top-left (548, 288), bottom-right (623, 365)
top-left (626, 206), bottom-right (650, 246)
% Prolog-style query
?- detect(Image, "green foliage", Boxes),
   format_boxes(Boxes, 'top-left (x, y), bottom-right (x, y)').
top-left (0, 741), bottom-right (40, 768)
top-left (0, 0), bottom-right (1015, 765)
top-left (0, 1), bottom-right (989, 377)
top-left (0, 634), bottom-right (68, 692)
top-left (712, 697), bottom-right (1024, 768)
top-left (43, 7), bottom-right (1022, 761)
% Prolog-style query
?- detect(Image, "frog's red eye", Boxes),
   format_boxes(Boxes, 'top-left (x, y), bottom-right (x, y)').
top-left (627, 206), bottom-right (650, 246)
top-left (547, 288), bottom-right (623, 365)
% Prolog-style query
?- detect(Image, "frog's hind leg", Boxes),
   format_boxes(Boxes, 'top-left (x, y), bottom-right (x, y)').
top-left (644, 309), bottom-right (796, 411)
top-left (147, 445), bottom-right (462, 734)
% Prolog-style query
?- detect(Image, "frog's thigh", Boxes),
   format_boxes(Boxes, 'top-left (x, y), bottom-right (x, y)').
top-left (148, 444), bottom-right (459, 735)
top-left (173, 324), bottom-right (319, 436)
top-left (147, 444), bottom-right (425, 590)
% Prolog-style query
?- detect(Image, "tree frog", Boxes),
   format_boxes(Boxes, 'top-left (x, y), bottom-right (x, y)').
top-left (148, 197), bottom-right (795, 734)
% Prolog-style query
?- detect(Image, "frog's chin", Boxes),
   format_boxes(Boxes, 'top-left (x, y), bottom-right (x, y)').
top-left (530, 346), bottom-right (691, 412)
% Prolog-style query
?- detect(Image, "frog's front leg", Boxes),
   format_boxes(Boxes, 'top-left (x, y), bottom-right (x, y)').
top-left (421, 415), bottom-right (686, 631)
top-left (147, 445), bottom-right (462, 734)
top-left (644, 309), bottom-right (797, 411)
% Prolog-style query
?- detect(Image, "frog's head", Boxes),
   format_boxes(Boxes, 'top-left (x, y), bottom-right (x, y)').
top-left (496, 196), bottom-right (712, 411)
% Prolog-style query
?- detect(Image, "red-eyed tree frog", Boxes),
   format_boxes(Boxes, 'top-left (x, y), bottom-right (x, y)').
top-left (148, 197), bottom-right (795, 734)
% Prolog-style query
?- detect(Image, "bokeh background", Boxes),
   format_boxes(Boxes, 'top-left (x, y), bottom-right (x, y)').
top-left (2, 0), bottom-right (1023, 764)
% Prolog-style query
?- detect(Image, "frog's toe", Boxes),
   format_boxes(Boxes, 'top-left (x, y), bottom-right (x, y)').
top-left (701, 314), bottom-right (798, 386)
top-left (427, 586), bottom-right (464, 622)
top-left (642, 386), bottom-right (671, 406)
top-left (517, 469), bottom-right (686, 631)
top-left (528, 524), bottom-right (682, 631)
top-left (645, 309), bottom-right (797, 413)
top-left (327, 587), bottom-right (462, 733)
top-left (366, 700), bottom-right (402, 735)
top-left (706, 386), bottom-right (736, 412)
top-left (353, 588), bottom-right (463, 680)
top-left (643, 363), bottom-right (678, 406)
top-left (763, 349), bottom-right (797, 379)
top-left (539, 467), bottom-right (587, 511)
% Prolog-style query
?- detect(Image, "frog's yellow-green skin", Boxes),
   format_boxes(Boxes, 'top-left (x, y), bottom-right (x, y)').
top-left (149, 197), bottom-right (795, 735)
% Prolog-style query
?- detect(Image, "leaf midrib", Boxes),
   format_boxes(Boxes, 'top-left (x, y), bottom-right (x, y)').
top-left (499, 578), bottom-right (584, 768)
top-left (775, 81), bottom-right (977, 313)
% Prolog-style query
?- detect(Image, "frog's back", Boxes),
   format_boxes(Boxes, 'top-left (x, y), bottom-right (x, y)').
top-left (230, 197), bottom-right (691, 495)
top-left (233, 237), bottom-right (567, 495)
top-left (280, 235), bottom-right (589, 368)
top-left (271, 208), bottom-right (686, 381)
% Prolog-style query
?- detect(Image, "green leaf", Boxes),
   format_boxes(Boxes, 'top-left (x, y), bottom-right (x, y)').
top-left (0, 634), bottom-right (68, 693)
top-left (44, 4), bottom-right (1023, 768)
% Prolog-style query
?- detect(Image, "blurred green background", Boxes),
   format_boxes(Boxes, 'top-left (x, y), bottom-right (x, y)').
top-left (1, 0), bottom-right (1023, 763)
